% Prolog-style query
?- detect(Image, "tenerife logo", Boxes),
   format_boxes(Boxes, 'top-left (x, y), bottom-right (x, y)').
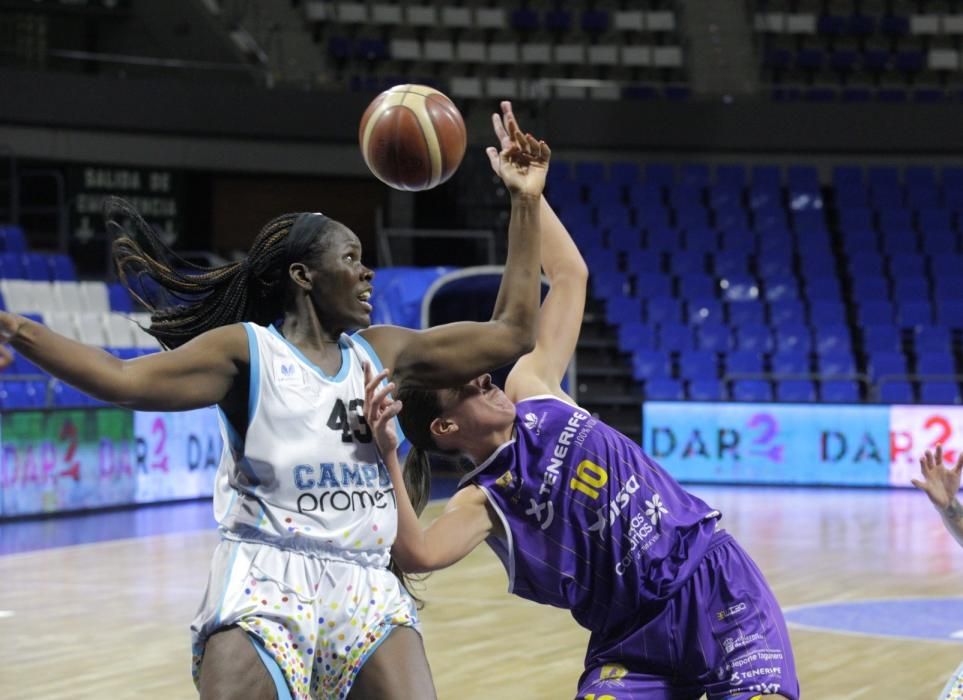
top-left (644, 493), bottom-right (668, 524)
top-left (598, 664), bottom-right (628, 687)
top-left (524, 412), bottom-right (539, 430)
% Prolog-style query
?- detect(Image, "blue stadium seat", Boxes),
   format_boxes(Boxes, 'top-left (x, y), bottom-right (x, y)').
top-left (764, 279), bottom-right (800, 302)
top-left (715, 165), bottom-right (746, 188)
top-left (592, 271), bottom-right (629, 300)
top-left (696, 323), bottom-right (731, 352)
top-left (634, 273), bottom-right (672, 299)
top-left (892, 278), bottom-right (930, 302)
top-left (688, 379), bottom-right (725, 401)
top-left (776, 380), bottom-right (817, 402)
top-left (632, 350), bottom-right (672, 381)
top-left (52, 383), bottom-right (93, 408)
top-left (606, 297), bottom-right (643, 325)
top-left (863, 325), bottom-right (902, 353)
top-left (49, 254), bottom-right (77, 281)
top-left (821, 380), bottom-right (860, 403)
top-left (719, 275), bottom-right (759, 302)
top-left (624, 249), bottom-right (662, 275)
top-left (726, 350), bottom-right (764, 376)
top-left (23, 253), bottom-right (50, 281)
top-left (108, 283), bottom-right (135, 313)
top-left (610, 162), bottom-right (641, 185)
top-left (678, 275), bottom-right (716, 299)
top-left (916, 350), bottom-right (954, 376)
top-left (852, 277), bottom-right (889, 300)
top-left (775, 323), bottom-right (812, 353)
top-left (859, 300), bottom-right (893, 326)
top-left (920, 381), bottom-right (962, 405)
top-left (896, 300), bottom-right (932, 328)
top-left (686, 299), bottom-right (724, 325)
top-left (814, 325), bottom-right (852, 354)
top-left (678, 350), bottom-right (718, 381)
top-left (867, 351), bottom-right (907, 382)
top-left (645, 378), bottom-right (685, 401)
top-left (727, 300), bottom-right (765, 326)
top-left (646, 297), bottom-right (683, 325)
top-left (731, 379), bottom-right (773, 402)
top-left (617, 323), bottom-right (655, 353)
top-left (937, 300), bottom-right (963, 327)
top-left (770, 347), bottom-right (809, 374)
top-left (658, 323), bottom-right (694, 352)
top-left (735, 325), bottom-right (773, 353)
top-left (880, 381), bottom-right (914, 403)
top-left (818, 350), bottom-right (856, 376)
top-left (810, 301), bottom-right (847, 326)
top-left (0, 380), bottom-right (44, 409)
top-left (714, 252), bottom-right (752, 277)
top-left (769, 300), bottom-right (806, 325)
top-left (0, 225), bottom-right (26, 253)
top-left (0, 252), bottom-right (25, 278)
top-left (644, 164), bottom-right (675, 186)
top-left (914, 326), bottom-right (952, 353)
top-left (807, 279), bottom-right (843, 303)
top-left (668, 251), bottom-right (707, 275)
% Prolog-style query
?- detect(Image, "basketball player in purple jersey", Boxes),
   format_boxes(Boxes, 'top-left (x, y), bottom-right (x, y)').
top-left (363, 103), bottom-right (799, 700)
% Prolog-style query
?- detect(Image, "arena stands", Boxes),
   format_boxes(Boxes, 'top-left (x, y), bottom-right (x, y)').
top-left (754, 0), bottom-right (963, 101)
top-left (548, 158), bottom-right (963, 412)
top-left (299, 1), bottom-right (688, 100)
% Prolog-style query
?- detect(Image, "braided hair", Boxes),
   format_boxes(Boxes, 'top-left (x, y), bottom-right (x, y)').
top-left (107, 197), bottom-right (332, 349)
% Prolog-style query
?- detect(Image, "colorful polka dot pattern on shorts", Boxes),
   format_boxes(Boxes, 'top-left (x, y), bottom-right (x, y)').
top-left (191, 539), bottom-right (420, 700)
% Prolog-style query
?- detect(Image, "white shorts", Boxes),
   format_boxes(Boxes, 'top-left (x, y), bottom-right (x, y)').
top-left (190, 537), bottom-right (420, 700)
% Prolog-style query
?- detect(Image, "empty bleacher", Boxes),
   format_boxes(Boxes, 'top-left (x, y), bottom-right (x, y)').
top-left (551, 157), bottom-right (963, 410)
top-left (300, 1), bottom-right (688, 101)
top-left (0, 223), bottom-right (158, 410)
top-left (754, 0), bottom-right (963, 102)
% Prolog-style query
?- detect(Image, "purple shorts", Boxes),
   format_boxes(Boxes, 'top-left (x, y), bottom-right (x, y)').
top-left (576, 532), bottom-right (798, 700)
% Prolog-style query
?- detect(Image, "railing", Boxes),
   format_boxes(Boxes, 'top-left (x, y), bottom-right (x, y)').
top-left (18, 168), bottom-right (67, 251)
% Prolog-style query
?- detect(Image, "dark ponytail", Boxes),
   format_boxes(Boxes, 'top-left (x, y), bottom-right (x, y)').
top-left (106, 197), bottom-right (331, 349)
top-left (388, 445), bottom-right (434, 607)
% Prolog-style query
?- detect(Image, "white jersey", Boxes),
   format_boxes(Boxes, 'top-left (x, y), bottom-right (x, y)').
top-left (212, 322), bottom-right (397, 568)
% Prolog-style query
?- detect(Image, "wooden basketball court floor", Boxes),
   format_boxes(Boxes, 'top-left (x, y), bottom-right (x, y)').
top-left (1, 485), bottom-right (962, 699)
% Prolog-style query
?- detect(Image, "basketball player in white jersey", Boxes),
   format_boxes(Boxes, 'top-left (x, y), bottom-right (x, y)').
top-left (0, 123), bottom-right (550, 699)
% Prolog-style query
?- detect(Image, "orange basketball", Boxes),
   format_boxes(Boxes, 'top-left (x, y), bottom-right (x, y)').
top-left (359, 84), bottom-right (467, 191)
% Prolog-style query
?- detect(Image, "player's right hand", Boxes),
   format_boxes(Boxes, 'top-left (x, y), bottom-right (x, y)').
top-left (363, 362), bottom-right (402, 456)
top-left (0, 311), bottom-right (23, 371)
top-left (496, 120), bottom-right (551, 199)
top-left (913, 444), bottom-right (963, 512)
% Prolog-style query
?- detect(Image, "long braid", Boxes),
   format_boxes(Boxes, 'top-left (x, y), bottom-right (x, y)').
top-left (107, 197), bottom-right (317, 349)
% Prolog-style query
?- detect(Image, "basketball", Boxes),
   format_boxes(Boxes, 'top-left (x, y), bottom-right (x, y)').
top-left (358, 84), bottom-right (467, 191)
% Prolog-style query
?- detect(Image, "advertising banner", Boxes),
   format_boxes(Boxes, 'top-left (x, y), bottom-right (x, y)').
top-left (133, 408), bottom-right (222, 502)
top-left (0, 408), bottom-right (135, 516)
top-left (0, 406), bottom-right (223, 517)
top-left (642, 402), bottom-right (891, 485)
top-left (888, 405), bottom-right (963, 487)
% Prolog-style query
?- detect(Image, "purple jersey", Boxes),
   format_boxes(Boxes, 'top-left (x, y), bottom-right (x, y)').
top-left (462, 395), bottom-right (721, 634)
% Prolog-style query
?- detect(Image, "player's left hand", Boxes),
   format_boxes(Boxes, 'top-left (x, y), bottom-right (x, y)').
top-left (363, 362), bottom-right (402, 455)
top-left (913, 444), bottom-right (963, 512)
top-left (486, 100), bottom-right (521, 178)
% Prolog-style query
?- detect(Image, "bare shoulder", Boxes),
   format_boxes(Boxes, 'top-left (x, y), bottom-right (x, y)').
top-left (505, 355), bottom-right (568, 403)
top-left (446, 483), bottom-right (489, 509)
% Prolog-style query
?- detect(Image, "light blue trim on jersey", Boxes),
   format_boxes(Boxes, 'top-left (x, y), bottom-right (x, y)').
top-left (350, 331), bottom-right (407, 444)
top-left (243, 323), bottom-right (261, 424)
top-left (248, 634), bottom-right (294, 700)
top-left (268, 324), bottom-right (351, 383)
top-left (214, 541), bottom-right (242, 626)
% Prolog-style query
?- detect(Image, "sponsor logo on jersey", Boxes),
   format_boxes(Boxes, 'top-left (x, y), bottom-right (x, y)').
top-left (524, 412), bottom-right (539, 430)
top-left (598, 664), bottom-right (628, 687)
top-left (274, 358), bottom-right (302, 384)
top-left (494, 470), bottom-right (515, 490)
top-left (716, 602), bottom-right (747, 621)
top-left (527, 409), bottom-right (591, 530)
